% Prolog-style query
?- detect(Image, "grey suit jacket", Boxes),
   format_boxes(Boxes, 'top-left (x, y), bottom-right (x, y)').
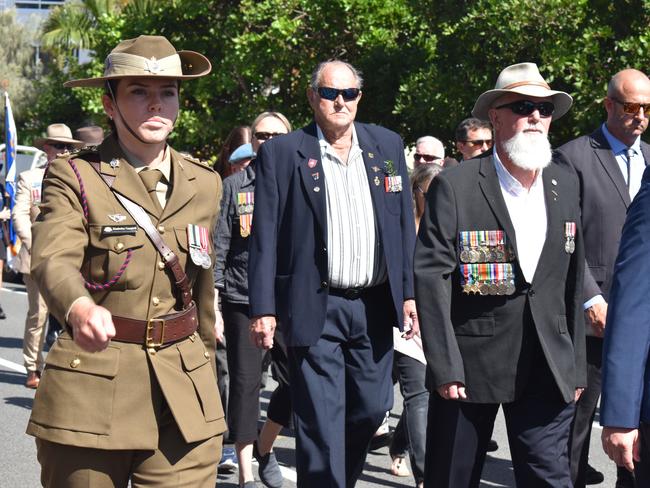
top-left (555, 127), bottom-right (650, 335)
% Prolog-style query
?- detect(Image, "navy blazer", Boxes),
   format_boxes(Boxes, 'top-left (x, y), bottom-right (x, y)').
top-left (601, 166), bottom-right (650, 428)
top-left (248, 122), bottom-right (416, 347)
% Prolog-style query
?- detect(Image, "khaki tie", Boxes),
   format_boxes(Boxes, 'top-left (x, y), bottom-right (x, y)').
top-left (139, 169), bottom-right (163, 213)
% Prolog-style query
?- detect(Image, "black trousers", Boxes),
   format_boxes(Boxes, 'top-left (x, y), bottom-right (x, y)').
top-left (223, 301), bottom-right (291, 443)
top-left (635, 422), bottom-right (650, 486)
top-left (425, 359), bottom-right (575, 488)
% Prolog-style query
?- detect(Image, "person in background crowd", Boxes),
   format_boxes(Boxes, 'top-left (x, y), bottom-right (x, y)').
top-left (74, 125), bottom-right (105, 147)
top-left (215, 126), bottom-right (252, 179)
top-left (413, 135), bottom-right (445, 168)
top-left (15, 124), bottom-right (84, 389)
top-left (248, 60), bottom-right (418, 487)
top-left (26, 35), bottom-right (225, 487)
top-left (455, 118), bottom-right (494, 161)
top-left (569, 68), bottom-right (650, 488)
top-left (214, 111), bottom-right (292, 488)
top-left (415, 62), bottom-right (585, 487)
top-left (388, 162), bottom-right (443, 487)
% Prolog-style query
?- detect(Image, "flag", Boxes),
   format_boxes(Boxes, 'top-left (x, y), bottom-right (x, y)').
top-left (4, 91), bottom-right (19, 266)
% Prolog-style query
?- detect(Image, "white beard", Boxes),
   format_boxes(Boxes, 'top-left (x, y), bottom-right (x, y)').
top-left (502, 130), bottom-right (552, 171)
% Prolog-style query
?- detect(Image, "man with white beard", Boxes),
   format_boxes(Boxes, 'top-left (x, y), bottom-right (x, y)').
top-left (414, 63), bottom-right (586, 487)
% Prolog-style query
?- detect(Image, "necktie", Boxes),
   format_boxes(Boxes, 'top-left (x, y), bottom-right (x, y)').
top-left (139, 169), bottom-right (163, 213)
top-left (625, 148), bottom-right (634, 190)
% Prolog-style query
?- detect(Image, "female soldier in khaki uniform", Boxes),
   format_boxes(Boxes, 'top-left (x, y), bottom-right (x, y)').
top-left (27, 35), bottom-right (225, 487)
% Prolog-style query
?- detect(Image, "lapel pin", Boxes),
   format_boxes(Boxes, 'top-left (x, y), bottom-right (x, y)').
top-left (368, 152), bottom-right (375, 159)
top-left (108, 213), bottom-right (127, 223)
top-left (109, 158), bottom-right (120, 169)
top-left (374, 176), bottom-right (381, 186)
top-left (551, 179), bottom-right (557, 186)
top-left (371, 166), bottom-right (380, 173)
top-left (314, 186), bottom-right (320, 192)
top-left (308, 158), bottom-right (318, 168)
top-left (312, 172), bottom-right (319, 181)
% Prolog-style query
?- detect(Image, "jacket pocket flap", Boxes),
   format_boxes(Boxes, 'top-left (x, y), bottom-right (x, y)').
top-left (178, 338), bottom-right (210, 371)
top-left (45, 337), bottom-right (120, 377)
top-left (454, 317), bottom-right (495, 337)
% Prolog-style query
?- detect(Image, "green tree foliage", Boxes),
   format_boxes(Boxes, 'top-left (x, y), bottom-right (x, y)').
top-left (20, 0), bottom-right (650, 157)
top-left (0, 10), bottom-right (37, 118)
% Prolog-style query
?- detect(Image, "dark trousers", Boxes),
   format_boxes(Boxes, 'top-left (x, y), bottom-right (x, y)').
top-left (392, 351), bottom-right (428, 484)
top-left (635, 422), bottom-right (650, 486)
top-left (425, 365), bottom-right (575, 487)
top-left (288, 287), bottom-right (394, 488)
top-left (223, 301), bottom-right (291, 442)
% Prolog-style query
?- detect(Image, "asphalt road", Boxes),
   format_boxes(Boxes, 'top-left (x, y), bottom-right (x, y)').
top-left (0, 284), bottom-right (619, 487)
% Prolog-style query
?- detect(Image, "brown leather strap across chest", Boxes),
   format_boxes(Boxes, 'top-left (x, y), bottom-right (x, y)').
top-left (112, 301), bottom-right (198, 347)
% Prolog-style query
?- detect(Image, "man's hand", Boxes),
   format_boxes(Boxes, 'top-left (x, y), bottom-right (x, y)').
top-left (437, 382), bottom-right (467, 400)
top-left (575, 388), bottom-right (585, 402)
top-left (586, 302), bottom-right (608, 338)
top-left (68, 297), bottom-right (115, 352)
top-left (402, 299), bottom-right (420, 340)
top-left (249, 315), bottom-right (276, 350)
top-left (602, 427), bottom-right (640, 472)
top-left (213, 290), bottom-right (224, 344)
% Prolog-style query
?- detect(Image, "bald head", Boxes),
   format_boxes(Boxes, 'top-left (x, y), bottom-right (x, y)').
top-left (605, 68), bottom-right (650, 146)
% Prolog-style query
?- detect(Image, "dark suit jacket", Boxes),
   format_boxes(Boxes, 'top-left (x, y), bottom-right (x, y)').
top-left (601, 167), bottom-right (650, 427)
top-left (414, 155), bottom-right (586, 404)
top-left (248, 122), bottom-right (416, 347)
top-left (555, 126), bottom-right (650, 310)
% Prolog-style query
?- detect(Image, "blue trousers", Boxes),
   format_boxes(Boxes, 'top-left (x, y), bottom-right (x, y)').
top-left (288, 287), bottom-right (394, 488)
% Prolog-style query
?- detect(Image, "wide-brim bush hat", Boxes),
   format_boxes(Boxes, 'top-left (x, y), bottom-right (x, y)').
top-left (64, 35), bottom-right (211, 88)
top-left (34, 123), bottom-right (85, 148)
top-left (472, 62), bottom-right (572, 120)
top-left (75, 125), bottom-right (105, 147)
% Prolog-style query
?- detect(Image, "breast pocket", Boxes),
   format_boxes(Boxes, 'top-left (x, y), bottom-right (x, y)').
top-left (87, 225), bottom-right (146, 290)
top-left (31, 336), bottom-right (120, 434)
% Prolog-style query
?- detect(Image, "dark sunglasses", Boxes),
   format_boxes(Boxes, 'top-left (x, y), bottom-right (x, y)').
top-left (495, 100), bottom-right (555, 118)
top-left (49, 143), bottom-right (73, 151)
top-left (611, 97), bottom-right (650, 116)
top-left (461, 139), bottom-right (493, 148)
top-left (254, 132), bottom-right (284, 141)
top-left (317, 86), bottom-right (360, 101)
top-left (414, 153), bottom-right (440, 162)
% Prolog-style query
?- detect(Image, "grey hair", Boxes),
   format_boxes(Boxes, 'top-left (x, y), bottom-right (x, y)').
top-left (310, 60), bottom-right (364, 90)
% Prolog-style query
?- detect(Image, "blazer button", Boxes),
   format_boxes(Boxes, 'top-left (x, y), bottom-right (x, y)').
top-left (115, 242), bottom-right (124, 251)
top-left (70, 357), bottom-right (81, 368)
top-left (321, 281), bottom-right (328, 288)
top-left (204, 351), bottom-right (210, 359)
top-left (157, 225), bottom-right (165, 234)
top-left (528, 289), bottom-right (535, 297)
top-left (152, 296), bottom-right (160, 306)
top-left (157, 261), bottom-right (165, 270)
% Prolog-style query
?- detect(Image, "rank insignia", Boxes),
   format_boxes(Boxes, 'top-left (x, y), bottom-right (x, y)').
top-left (108, 213), bottom-right (127, 223)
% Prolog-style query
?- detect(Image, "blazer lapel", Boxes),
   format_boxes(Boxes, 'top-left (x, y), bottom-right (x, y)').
top-left (160, 148), bottom-right (197, 221)
top-left (297, 124), bottom-right (327, 241)
top-left (531, 166), bottom-right (564, 284)
top-left (478, 156), bottom-right (519, 257)
top-left (355, 123), bottom-right (386, 226)
top-left (591, 128), bottom-right (631, 207)
top-left (640, 141), bottom-right (650, 168)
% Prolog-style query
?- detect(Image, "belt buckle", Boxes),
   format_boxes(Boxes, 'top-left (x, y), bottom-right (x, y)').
top-left (146, 318), bottom-right (166, 348)
top-left (345, 288), bottom-right (361, 299)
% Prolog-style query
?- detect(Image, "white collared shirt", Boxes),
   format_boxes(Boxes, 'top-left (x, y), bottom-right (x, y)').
top-left (317, 124), bottom-right (386, 288)
top-left (493, 151), bottom-right (547, 284)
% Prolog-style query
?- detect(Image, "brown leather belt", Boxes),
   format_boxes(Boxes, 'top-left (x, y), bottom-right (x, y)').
top-left (112, 301), bottom-right (198, 348)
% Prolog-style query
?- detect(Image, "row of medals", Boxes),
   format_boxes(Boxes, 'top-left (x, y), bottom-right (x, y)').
top-left (462, 274), bottom-right (517, 296)
top-left (459, 245), bottom-right (515, 264)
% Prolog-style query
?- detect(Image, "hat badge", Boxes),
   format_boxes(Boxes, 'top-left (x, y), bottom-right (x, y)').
top-left (145, 57), bottom-right (161, 74)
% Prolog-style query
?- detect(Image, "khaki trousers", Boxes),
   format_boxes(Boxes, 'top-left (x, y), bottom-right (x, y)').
top-left (22, 273), bottom-right (48, 372)
top-left (36, 424), bottom-right (222, 488)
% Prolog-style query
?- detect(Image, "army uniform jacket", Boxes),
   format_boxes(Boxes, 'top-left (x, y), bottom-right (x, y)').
top-left (26, 136), bottom-right (226, 449)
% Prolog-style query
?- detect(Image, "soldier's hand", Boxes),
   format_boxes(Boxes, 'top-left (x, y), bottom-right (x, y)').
top-left (437, 382), bottom-right (467, 400)
top-left (249, 315), bottom-right (276, 350)
top-left (68, 297), bottom-right (116, 352)
top-left (586, 302), bottom-right (607, 337)
top-left (213, 290), bottom-right (225, 344)
top-left (602, 427), bottom-right (639, 472)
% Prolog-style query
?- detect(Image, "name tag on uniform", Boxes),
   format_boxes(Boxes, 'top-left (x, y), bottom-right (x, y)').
top-left (102, 225), bottom-right (138, 236)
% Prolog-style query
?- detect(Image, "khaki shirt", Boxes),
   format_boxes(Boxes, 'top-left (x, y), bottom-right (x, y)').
top-left (26, 135), bottom-right (225, 449)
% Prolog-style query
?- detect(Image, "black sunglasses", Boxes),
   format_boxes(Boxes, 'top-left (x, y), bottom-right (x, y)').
top-left (317, 87), bottom-right (360, 101)
top-left (495, 100), bottom-right (555, 118)
top-left (461, 139), bottom-right (493, 148)
top-left (49, 143), bottom-right (73, 151)
top-left (254, 132), bottom-right (284, 141)
top-left (414, 153), bottom-right (440, 162)
top-left (611, 97), bottom-right (650, 116)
